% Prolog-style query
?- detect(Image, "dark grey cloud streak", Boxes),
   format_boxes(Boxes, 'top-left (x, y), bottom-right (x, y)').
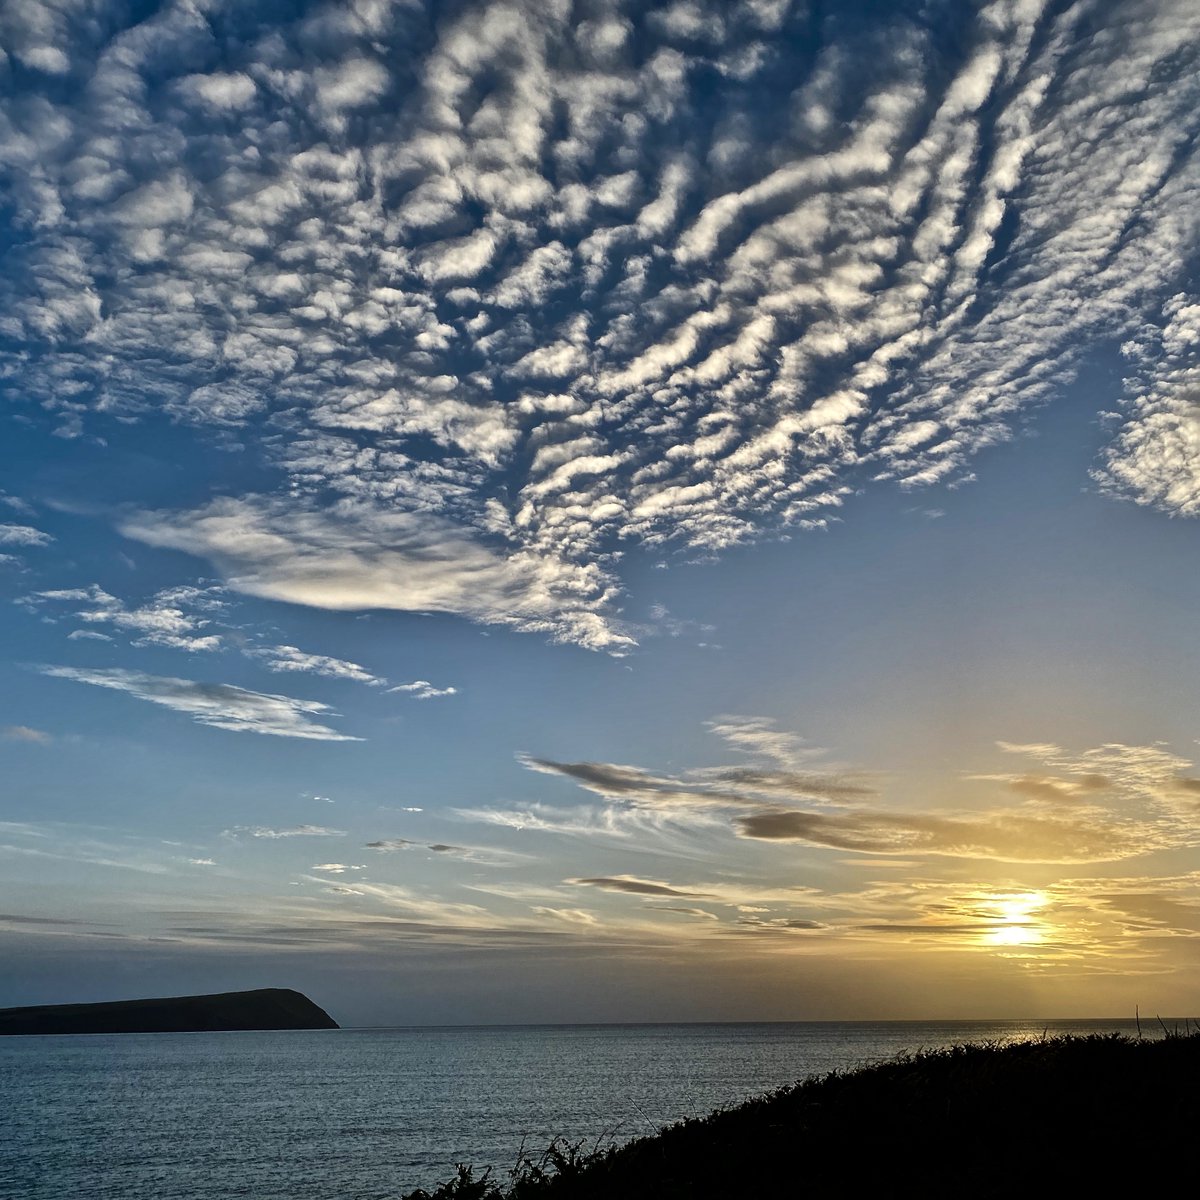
top-left (1, 0), bottom-right (1198, 648)
top-left (572, 875), bottom-right (716, 898)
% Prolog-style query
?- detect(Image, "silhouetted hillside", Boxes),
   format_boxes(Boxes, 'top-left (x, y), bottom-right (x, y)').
top-left (0, 987), bottom-right (338, 1035)
top-left (403, 1030), bottom-right (1200, 1198)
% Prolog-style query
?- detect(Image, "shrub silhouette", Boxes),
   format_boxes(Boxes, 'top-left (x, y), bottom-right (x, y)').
top-left (401, 1030), bottom-right (1200, 1198)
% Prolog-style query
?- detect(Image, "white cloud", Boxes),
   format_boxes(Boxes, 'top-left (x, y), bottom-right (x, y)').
top-left (177, 72), bottom-right (257, 112)
top-left (1095, 295), bottom-right (1200, 514)
top-left (389, 679), bottom-right (457, 699)
top-left (20, 44), bottom-right (70, 74)
top-left (250, 644), bottom-right (383, 686)
top-left (313, 56), bottom-right (389, 115)
top-left (2, 725), bottom-right (50, 743)
top-left (0, 524), bottom-right (52, 547)
top-left (704, 716), bottom-right (818, 768)
top-left (40, 667), bottom-right (361, 741)
top-left (34, 584), bottom-right (223, 652)
top-left (531, 907), bottom-right (600, 927)
top-left (120, 496), bottom-right (632, 652)
top-left (109, 173), bottom-right (195, 230)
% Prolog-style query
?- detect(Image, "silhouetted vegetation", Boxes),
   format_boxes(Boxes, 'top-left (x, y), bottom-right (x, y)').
top-left (401, 1028), bottom-right (1200, 1198)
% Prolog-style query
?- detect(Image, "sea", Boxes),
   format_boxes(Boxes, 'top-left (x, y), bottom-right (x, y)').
top-left (0, 1019), bottom-right (1141, 1200)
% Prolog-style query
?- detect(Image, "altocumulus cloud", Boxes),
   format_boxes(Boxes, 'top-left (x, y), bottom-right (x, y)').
top-left (0, 0), bottom-right (1198, 647)
top-left (39, 667), bottom-right (361, 741)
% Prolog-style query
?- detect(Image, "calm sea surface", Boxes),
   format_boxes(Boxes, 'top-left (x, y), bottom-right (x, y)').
top-left (0, 1019), bottom-right (1139, 1199)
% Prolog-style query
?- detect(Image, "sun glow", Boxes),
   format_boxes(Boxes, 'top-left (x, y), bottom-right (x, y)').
top-left (984, 892), bottom-right (1046, 948)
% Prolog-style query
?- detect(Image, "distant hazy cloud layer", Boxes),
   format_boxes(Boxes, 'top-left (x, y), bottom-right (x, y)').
top-left (2, 0), bottom-right (1198, 646)
top-left (8, 719), bottom-right (1200, 1005)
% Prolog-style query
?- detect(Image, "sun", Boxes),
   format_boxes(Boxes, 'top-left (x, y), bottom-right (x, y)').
top-left (984, 891), bottom-right (1046, 948)
top-left (988, 923), bottom-right (1042, 947)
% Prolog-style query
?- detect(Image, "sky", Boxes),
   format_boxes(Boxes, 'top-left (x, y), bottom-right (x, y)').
top-left (2, 0), bottom-right (1200, 1027)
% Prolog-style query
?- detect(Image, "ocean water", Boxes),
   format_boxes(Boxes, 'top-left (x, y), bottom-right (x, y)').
top-left (0, 1019), bottom-right (1139, 1199)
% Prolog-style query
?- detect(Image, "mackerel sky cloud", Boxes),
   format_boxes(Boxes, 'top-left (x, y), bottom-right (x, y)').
top-left (0, 0), bottom-right (1195, 646)
top-left (3, 0), bottom-right (1200, 1023)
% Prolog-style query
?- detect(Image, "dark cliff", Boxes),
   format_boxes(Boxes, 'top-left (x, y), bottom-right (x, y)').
top-left (0, 987), bottom-right (339, 1035)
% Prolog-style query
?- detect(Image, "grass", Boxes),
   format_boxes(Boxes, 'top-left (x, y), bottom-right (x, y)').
top-left (400, 1028), bottom-right (1200, 1197)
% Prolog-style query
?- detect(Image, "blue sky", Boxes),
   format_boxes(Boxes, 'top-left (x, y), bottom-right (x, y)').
top-left (3, 0), bottom-right (1200, 1025)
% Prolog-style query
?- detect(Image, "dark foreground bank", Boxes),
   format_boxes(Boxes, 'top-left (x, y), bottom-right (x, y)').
top-left (403, 1030), bottom-right (1200, 1198)
top-left (0, 987), bottom-right (338, 1035)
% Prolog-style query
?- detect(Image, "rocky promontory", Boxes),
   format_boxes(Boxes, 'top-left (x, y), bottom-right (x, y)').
top-left (0, 987), bottom-right (338, 1035)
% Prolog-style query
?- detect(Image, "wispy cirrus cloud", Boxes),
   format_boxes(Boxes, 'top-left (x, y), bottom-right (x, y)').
top-left (0, 1), bottom-right (1193, 646)
top-left (0, 494), bottom-right (35, 516)
top-left (40, 666), bottom-right (361, 741)
top-left (453, 799), bottom-right (717, 846)
top-left (0, 820), bottom-right (182, 877)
